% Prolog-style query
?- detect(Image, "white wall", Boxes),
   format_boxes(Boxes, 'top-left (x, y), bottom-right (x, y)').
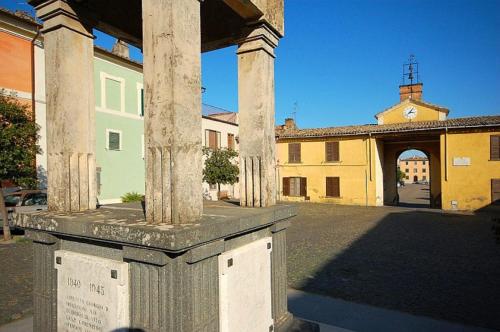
top-left (201, 117), bottom-right (240, 200)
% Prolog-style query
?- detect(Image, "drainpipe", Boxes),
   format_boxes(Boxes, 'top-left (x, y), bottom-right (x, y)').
top-left (368, 133), bottom-right (372, 181)
top-left (444, 127), bottom-right (448, 181)
top-left (30, 26), bottom-right (41, 121)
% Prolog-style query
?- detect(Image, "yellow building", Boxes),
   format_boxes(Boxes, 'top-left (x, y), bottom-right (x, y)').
top-left (276, 83), bottom-right (500, 211)
top-left (399, 156), bottom-right (429, 183)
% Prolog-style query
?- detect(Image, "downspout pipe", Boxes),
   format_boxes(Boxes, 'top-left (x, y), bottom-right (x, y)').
top-left (30, 26), bottom-right (41, 121)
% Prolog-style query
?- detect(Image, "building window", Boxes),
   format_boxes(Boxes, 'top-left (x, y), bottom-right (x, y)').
top-left (205, 130), bottom-right (221, 149)
top-left (414, 161), bottom-right (417, 165)
top-left (422, 168), bottom-right (426, 173)
top-left (422, 176), bottom-right (427, 180)
top-left (228, 133), bottom-right (235, 150)
top-left (100, 72), bottom-right (125, 112)
top-left (137, 83), bottom-right (144, 117)
top-left (491, 135), bottom-right (500, 160)
top-left (288, 143), bottom-right (301, 163)
top-left (282, 177), bottom-right (306, 197)
top-left (492, 179), bottom-right (500, 205)
top-left (405, 176), bottom-right (409, 180)
top-left (106, 129), bottom-right (122, 151)
top-left (414, 168), bottom-right (418, 173)
top-left (405, 168), bottom-right (409, 173)
top-left (422, 160), bottom-right (426, 165)
top-left (325, 141), bottom-right (339, 162)
top-left (405, 161), bottom-right (408, 165)
top-left (326, 177), bottom-right (340, 197)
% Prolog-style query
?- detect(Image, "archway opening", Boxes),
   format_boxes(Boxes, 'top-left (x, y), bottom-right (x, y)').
top-left (397, 149), bottom-right (431, 208)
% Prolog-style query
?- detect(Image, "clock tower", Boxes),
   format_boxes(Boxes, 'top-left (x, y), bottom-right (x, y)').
top-left (374, 56), bottom-right (449, 125)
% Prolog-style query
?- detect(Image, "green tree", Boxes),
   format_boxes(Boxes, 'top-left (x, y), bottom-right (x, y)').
top-left (202, 147), bottom-right (239, 200)
top-left (0, 94), bottom-right (41, 241)
top-left (397, 168), bottom-right (406, 183)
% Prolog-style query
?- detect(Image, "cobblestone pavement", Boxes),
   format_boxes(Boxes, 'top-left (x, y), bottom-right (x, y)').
top-left (1, 204), bottom-right (499, 330)
top-left (0, 237), bottom-right (32, 326)
top-left (286, 203), bottom-right (500, 330)
top-left (398, 183), bottom-right (430, 208)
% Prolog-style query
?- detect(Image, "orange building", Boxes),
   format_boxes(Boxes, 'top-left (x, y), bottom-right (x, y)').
top-left (0, 8), bottom-right (41, 114)
top-left (399, 156), bottom-right (429, 183)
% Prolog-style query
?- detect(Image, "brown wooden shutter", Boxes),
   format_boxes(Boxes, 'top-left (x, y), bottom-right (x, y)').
top-left (326, 177), bottom-right (340, 197)
top-left (283, 177), bottom-right (290, 196)
top-left (228, 134), bottom-right (235, 150)
top-left (492, 179), bottom-right (500, 205)
top-left (288, 143), bottom-right (301, 163)
top-left (491, 136), bottom-right (500, 160)
top-left (325, 142), bottom-right (339, 162)
top-left (300, 177), bottom-right (307, 197)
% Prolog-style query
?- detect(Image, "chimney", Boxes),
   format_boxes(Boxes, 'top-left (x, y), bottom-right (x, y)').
top-left (399, 83), bottom-right (423, 102)
top-left (111, 40), bottom-right (130, 59)
top-left (284, 118), bottom-right (296, 129)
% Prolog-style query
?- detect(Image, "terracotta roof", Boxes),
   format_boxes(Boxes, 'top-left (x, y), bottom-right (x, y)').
top-left (375, 98), bottom-right (449, 119)
top-left (400, 156), bottom-right (428, 161)
top-left (276, 115), bottom-right (500, 139)
top-left (0, 7), bottom-right (40, 26)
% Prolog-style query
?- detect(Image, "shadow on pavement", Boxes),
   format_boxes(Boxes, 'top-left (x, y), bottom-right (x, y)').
top-left (290, 207), bottom-right (500, 330)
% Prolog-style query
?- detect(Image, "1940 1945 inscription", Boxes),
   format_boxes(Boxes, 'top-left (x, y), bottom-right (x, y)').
top-left (55, 250), bottom-right (129, 331)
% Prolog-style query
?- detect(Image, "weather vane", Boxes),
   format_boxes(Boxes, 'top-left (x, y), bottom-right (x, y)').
top-left (402, 54), bottom-right (419, 85)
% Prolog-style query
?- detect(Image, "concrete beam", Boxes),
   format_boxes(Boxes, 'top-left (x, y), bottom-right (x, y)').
top-left (142, 0), bottom-right (203, 224)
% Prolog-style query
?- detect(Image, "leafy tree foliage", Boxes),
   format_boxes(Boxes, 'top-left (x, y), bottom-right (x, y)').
top-left (202, 147), bottom-right (239, 199)
top-left (397, 168), bottom-right (406, 182)
top-left (0, 94), bottom-right (40, 188)
top-left (0, 94), bottom-right (41, 241)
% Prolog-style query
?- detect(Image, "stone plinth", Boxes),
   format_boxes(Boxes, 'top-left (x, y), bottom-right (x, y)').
top-left (15, 202), bottom-right (302, 332)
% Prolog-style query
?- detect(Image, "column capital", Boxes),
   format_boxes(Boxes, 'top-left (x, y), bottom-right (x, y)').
top-left (237, 23), bottom-right (280, 58)
top-left (34, 0), bottom-right (93, 38)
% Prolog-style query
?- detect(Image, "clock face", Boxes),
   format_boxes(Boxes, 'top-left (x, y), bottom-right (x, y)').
top-left (403, 106), bottom-right (417, 119)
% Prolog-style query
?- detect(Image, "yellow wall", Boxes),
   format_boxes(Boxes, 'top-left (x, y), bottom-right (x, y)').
top-left (378, 100), bottom-right (445, 124)
top-left (277, 137), bottom-right (379, 206)
top-left (441, 130), bottom-right (500, 211)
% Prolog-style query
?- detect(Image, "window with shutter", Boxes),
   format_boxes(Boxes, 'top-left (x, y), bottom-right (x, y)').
top-left (205, 130), bottom-right (221, 149)
top-left (282, 177), bottom-right (290, 196)
top-left (228, 133), bottom-right (235, 150)
top-left (326, 177), bottom-right (340, 197)
top-left (490, 136), bottom-right (500, 160)
top-left (300, 177), bottom-right (307, 197)
top-left (140, 88), bottom-right (144, 117)
top-left (107, 130), bottom-right (121, 151)
top-left (288, 143), bottom-right (301, 163)
top-left (492, 179), bottom-right (500, 205)
top-left (325, 141), bottom-right (339, 162)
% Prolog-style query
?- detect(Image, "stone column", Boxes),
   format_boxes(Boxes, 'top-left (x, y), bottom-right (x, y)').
top-left (237, 24), bottom-right (279, 207)
top-left (142, 0), bottom-right (202, 224)
top-left (36, 1), bottom-right (96, 212)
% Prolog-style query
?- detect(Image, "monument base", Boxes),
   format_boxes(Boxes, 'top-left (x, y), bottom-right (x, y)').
top-left (16, 201), bottom-right (298, 332)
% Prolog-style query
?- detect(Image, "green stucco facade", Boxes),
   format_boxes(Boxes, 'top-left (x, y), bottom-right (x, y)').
top-left (93, 54), bottom-right (145, 203)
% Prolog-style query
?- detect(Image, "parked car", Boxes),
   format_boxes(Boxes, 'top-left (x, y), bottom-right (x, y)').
top-left (1, 190), bottom-right (47, 230)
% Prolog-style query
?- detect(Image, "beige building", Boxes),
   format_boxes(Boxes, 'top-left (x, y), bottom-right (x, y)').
top-left (399, 156), bottom-right (429, 183)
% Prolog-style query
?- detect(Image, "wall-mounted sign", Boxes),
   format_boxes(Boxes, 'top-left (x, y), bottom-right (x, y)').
top-left (453, 157), bottom-right (471, 166)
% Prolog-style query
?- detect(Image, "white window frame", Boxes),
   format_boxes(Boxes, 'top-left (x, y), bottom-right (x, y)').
top-left (136, 82), bottom-right (144, 117)
top-left (106, 129), bottom-right (123, 151)
top-left (100, 72), bottom-right (125, 113)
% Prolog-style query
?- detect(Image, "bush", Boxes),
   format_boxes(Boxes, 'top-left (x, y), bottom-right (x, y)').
top-left (121, 192), bottom-right (144, 203)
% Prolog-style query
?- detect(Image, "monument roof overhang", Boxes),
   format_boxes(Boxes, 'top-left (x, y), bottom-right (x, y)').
top-left (374, 98), bottom-right (450, 120)
top-left (28, 0), bottom-right (278, 52)
top-left (276, 115), bottom-right (500, 140)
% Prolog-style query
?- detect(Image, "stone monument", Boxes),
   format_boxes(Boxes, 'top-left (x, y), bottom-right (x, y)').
top-left (16, 0), bottom-right (318, 331)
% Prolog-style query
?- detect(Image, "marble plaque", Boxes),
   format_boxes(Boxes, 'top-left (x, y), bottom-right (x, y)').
top-left (54, 250), bottom-right (129, 332)
top-left (453, 157), bottom-right (471, 166)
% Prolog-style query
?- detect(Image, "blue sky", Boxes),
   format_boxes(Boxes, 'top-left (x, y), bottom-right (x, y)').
top-left (2, 0), bottom-right (499, 134)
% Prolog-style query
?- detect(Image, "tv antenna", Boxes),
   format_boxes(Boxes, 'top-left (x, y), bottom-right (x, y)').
top-left (402, 54), bottom-right (419, 85)
top-left (291, 102), bottom-right (298, 122)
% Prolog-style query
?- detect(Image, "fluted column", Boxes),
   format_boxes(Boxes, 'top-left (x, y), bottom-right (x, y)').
top-left (237, 24), bottom-right (280, 207)
top-left (142, 0), bottom-right (202, 224)
top-left (36, 0), bottom-right (96, 212)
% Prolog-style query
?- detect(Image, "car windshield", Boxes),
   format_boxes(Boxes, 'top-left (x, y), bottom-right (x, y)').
top-left (4, 194), bottom-right (21, 207)
top-left (23, 193), bottom-right (47, 206)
